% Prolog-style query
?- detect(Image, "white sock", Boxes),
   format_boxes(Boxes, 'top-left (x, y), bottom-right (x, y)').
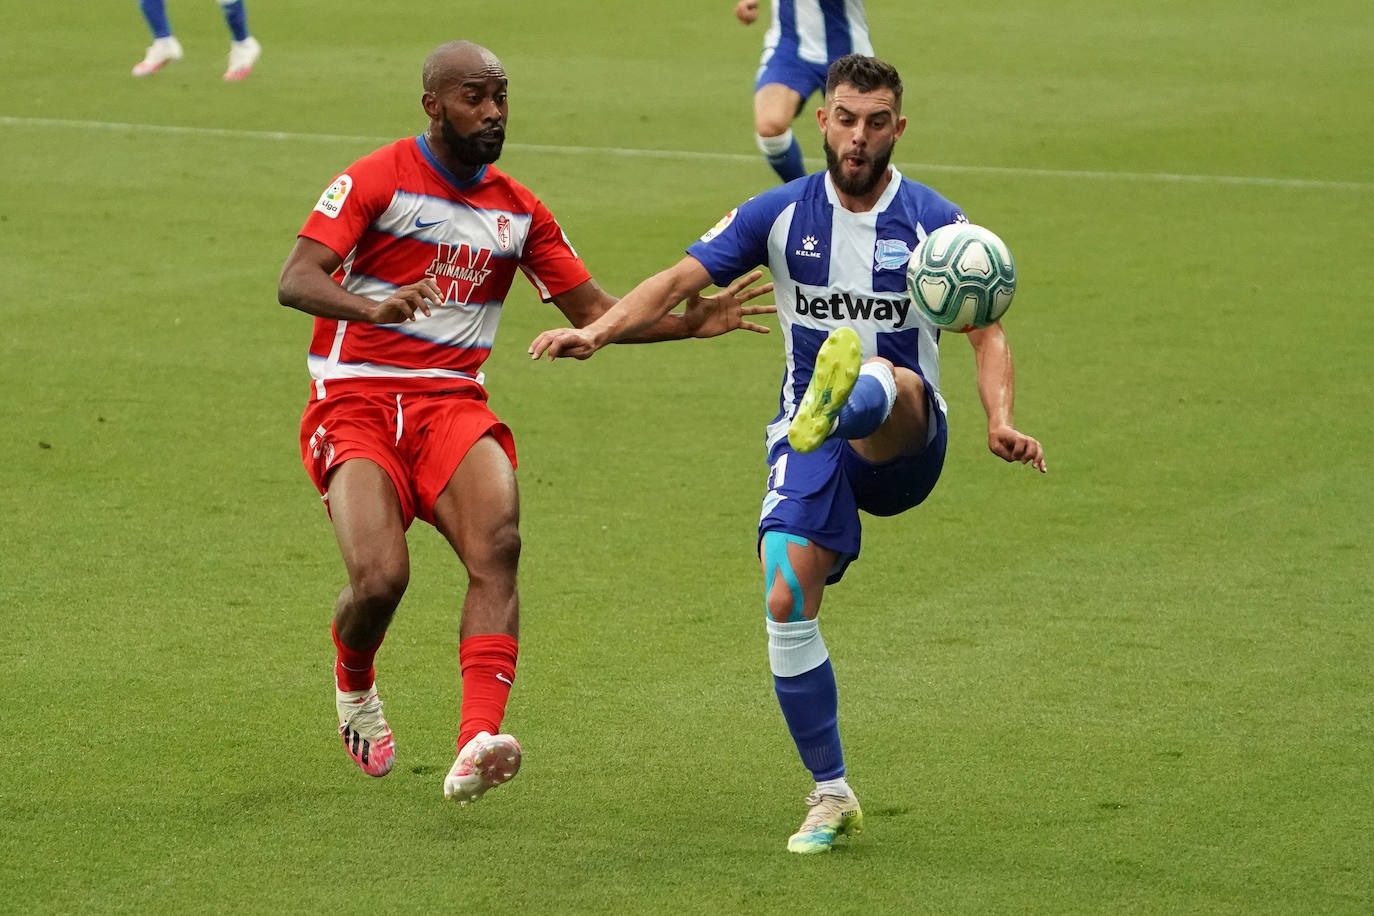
top-left (756, 129), bottom-right (795, 158)
top-left (815, 776), bottom-right (851, 796)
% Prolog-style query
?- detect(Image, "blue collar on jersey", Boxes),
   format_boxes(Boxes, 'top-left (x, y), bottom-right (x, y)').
top-left (415, 134), bottom-right (488, 190)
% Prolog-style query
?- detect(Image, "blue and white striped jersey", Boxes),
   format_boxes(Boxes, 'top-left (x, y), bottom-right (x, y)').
top-left (763, 0), bottom-right (873, 65)
top-left (687, 168), bottom-right (967, 454)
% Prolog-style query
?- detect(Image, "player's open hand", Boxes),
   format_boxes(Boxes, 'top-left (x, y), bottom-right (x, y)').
top-left (735, 0), bottom-right (760, 25)
top-left (683, 270), bottom-right (775, 339)
top-left (372, 278), bottom-right (442, 323)
top-left (528, 326), bottom-right (601, 361)
top-left (989, 425), bottom-right (1047, 473)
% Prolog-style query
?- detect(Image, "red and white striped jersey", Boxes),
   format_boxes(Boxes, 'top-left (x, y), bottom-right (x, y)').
top-left (298, 135), bottom-right (591, 399)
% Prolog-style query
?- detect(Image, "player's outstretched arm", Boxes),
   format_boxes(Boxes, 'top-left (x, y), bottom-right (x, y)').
top-left (279, 237), bottom-right (441, 324)
top-left (967, 322), bottom-right (1047, 473)
top-left (528, 256), bottom-right (772, 360)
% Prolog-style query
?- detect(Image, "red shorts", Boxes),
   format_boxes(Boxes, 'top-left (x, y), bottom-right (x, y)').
top-left (299, 387), bottom-right (517, 528)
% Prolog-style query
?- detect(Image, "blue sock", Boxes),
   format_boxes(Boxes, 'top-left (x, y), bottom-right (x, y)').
top-left (219, 0), bottom-right (250, 41)
top-left (765, 136), bottom-right (806, 183)
top-left (834, 371), bottom-right (892, 440)
top-left (139, 0), bottom-right (172, 39)
top-left (773, 659), bottom-right (845, 780)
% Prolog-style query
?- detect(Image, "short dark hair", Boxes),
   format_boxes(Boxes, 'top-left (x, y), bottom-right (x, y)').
top-left (824, 54), bottom-right (903, 109)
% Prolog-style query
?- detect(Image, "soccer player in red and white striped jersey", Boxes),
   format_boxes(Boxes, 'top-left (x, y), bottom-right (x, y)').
top-left (278, 40), bottom-right (773, 804)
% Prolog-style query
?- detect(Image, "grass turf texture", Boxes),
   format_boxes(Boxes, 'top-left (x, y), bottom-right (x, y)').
top-left (3, 0), bottom-right (1372, 912)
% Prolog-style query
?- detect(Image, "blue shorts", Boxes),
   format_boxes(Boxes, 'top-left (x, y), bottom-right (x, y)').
top-left (758, 407), bottom-right (948, 584)
top-left (754, 41), bottom-right (830, 99)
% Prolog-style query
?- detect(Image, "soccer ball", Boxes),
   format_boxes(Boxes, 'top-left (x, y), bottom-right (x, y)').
top-left (906, 223), bottom-right (1017, 332)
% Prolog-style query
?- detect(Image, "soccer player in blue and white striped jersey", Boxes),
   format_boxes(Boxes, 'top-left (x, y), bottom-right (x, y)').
top-left (735, 0), bottom-right (873, 182)
top-left (530, 54), bottom-right (1045, 854)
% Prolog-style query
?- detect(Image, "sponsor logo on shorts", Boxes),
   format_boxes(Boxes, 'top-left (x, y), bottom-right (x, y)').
top-left (308, 424), bottom-right (335, 467)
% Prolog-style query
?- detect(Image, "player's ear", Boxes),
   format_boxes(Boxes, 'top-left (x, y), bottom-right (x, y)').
top-left (816, 106), bottom-right (828, 132)
top-left (421, 91), bottom-right (440, 119)
top-left (894, 115), bottom-right (907, 140)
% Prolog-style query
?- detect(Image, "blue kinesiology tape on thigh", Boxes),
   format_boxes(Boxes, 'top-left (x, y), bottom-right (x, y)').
top-left (763, 530), bottom-right (810, 622)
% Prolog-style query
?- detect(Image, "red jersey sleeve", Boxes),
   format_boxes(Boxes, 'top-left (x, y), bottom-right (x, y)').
top-left (518, 199), bottom-right (592, 302)
top-left (298, 148), bottom-right (398, 261)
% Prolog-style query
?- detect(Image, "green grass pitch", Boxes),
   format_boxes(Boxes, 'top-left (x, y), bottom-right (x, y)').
top-left (3, 0), bottom-right (1372, 912)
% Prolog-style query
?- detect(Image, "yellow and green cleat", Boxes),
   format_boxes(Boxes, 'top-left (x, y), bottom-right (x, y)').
top-left (786, 788), bottom-right (864, 854)
top-left (787, 326), bottom-right (863, 453)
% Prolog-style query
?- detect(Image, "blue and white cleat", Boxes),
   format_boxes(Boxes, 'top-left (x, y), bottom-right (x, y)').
top-left (787, 326), bottom-right (863, 453)
top-left (786, 787), bottom-right (864, 854)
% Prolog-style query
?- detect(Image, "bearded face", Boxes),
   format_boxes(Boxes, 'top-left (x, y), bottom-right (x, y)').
top-left (822, 134), bottom-right (894, 198)
top-left (440, 107), bottom-right (505, 166)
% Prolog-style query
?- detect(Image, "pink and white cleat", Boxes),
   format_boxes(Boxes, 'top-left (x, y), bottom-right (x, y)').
top-left (443, 732), bottom-right (522, 806)
top-left (336, 684), bottom-right (395, 777)
top-left (223, 37), bottom-right (260, 81)
top-left (131, 37), bottom-right (183, 77)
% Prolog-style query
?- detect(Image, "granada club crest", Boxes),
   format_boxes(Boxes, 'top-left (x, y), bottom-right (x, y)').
top-left (495, 214), bottom-right (512, 251)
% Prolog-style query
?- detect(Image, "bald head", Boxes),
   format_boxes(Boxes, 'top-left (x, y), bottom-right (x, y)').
top-left (422, 40), bottom-right (505, 93)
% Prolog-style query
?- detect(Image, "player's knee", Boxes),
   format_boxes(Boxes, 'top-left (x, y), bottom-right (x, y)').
top-left (350, 561), bottom-right (409, 614)
top-left (766, 585), bottom-right (800, 622)
top-left (466, 521), bottom-right (522, 580)
top-left (754, 112), bottom-right (793, 138)
top-left (762, 530), bottom-right (809, 622)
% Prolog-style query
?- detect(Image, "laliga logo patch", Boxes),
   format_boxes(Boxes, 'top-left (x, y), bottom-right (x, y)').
top-left (496, 214), bottom-right (512, 251)
top-left (313, 174), bottom-right (353, 219)
top-left (874, 238), bottom-right (912, 271)
top-left (699, 208), bottom-right (738, 243)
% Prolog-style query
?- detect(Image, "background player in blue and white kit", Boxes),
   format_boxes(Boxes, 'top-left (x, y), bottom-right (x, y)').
top-left (734, 0), bottom-right (872, 182)
top-left (130, 0), bottom-right (261, 81)
top-left (529, 54), bottom-right (1045, 853)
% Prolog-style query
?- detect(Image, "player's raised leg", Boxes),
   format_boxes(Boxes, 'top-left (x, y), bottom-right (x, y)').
top-left (218, 0), bottom-right (260, 81)
top-left (788, 327), bottom-right (864, 452)
top-left (790, 330), bottom-right (925, 459)
top-left (761, 530), bottom-right (864, 853)
top-left (326, 458), bottom-right (410, 777)
top-left (131, 0), bottom-right (182, 76)
top-left (433, 436), bottom-right (524, 806)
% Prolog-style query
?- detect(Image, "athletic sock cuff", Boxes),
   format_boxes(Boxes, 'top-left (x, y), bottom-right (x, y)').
top-left (756, 130), bottom-right (796, 157)
top-left (766, 617), bottom-right (829, 677)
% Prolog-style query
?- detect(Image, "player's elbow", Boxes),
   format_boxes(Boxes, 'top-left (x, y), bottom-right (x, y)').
top-left (277, 263), bottom-right (309, 310)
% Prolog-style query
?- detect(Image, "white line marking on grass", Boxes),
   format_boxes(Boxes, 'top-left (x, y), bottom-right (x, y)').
top-left (4, 115), bottom-right (1372, 192)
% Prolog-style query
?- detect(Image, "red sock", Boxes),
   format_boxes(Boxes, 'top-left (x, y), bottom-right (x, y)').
top-left (332, 620), bottom-right (384, 692)
top-left (458, 633), bottom-right (518, 750)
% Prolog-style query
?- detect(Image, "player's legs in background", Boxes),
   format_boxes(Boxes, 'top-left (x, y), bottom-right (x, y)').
top-left (761, 531), bottom-right (864, 852)
top-left (218, 0), bottom-right (260, 81)
top-left (432, 436), bottom-right (523, 805)
top-left (131, 0), bottom-right (182, 76)
top-left (754, 83), bottom-right (807, 182)
top-left (326, 458), bottom-right (411, 776)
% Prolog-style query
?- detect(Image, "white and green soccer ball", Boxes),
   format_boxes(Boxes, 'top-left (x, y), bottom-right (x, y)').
top-left (906, 223), bottom-right (1017, 332)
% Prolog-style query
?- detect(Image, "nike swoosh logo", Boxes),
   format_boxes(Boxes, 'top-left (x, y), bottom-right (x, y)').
top-left (415, 217), bottom-right (446, 228)
top-left (495, 673), bottom-right (513, 686)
